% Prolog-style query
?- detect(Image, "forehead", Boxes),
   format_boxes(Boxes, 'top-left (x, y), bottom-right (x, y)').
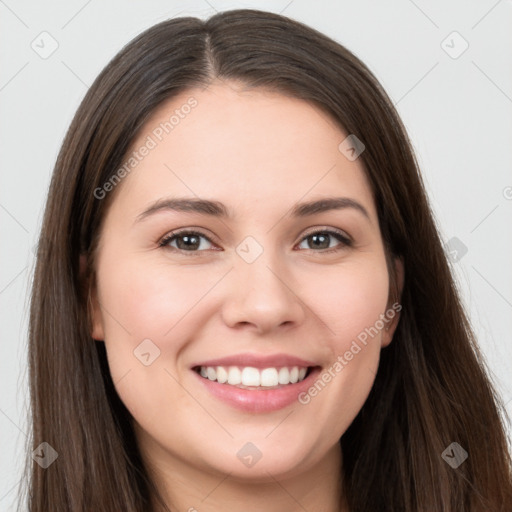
top-left (114, 82), bottom-right (376, 222)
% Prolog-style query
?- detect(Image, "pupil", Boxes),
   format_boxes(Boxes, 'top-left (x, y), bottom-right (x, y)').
top-left (178, 235), bottom-right (199, 250)
top-left (311, 233), bottom-right (329, 249)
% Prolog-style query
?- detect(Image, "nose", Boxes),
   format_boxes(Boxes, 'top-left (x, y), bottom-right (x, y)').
top-left (221, 247), bottom-right (305, 334)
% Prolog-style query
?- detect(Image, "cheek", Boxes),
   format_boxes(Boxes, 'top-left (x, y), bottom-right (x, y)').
top-left (295, 260), bottom-right (390, 433)
top-left (97, 255), bottom-right (212, 341)
top-left (94, 254), bottom-right (227, 400)
top-left (94, 256), bottom-right (207, 423)
top-left (302, 259), bottom-right (390, 348)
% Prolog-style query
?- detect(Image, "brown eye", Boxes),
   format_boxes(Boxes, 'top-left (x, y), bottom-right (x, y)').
top-left (159, 230), bottom-right (215, 253)
top-left (297, 229), bottom-right (352, 252)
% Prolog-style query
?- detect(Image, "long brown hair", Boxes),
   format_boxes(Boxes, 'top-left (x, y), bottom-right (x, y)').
top-left (23, 8), bottom-right (512, 511)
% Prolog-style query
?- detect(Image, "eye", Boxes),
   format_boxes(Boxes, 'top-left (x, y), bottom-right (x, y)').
top-left (296, 228), bottom-right (352, 253)
top-left (159, 230), bottom-right (216, 254)
top-left (159, 227), bottom-right (352, 255)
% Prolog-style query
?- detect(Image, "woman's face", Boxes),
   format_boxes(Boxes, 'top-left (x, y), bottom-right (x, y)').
top-left (89, 81), bottom-right (402, 482)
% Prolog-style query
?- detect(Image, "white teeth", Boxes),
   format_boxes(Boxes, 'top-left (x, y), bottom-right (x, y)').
top-left (260, 368), bottom-right (278, 387)
top-left (216, 366), bottom-right (228, 384)
top-left (241, 367), bottom-right (260, 386)
top-left (227, 366), bottom-right (241, 385)
top-left (278, 367), bottom-right (290, 384)
top-left (197, 365), bottom-right (309, 387)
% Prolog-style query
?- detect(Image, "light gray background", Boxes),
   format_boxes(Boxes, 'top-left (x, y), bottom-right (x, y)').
top-left (1, 0), bottom-right (511, 509)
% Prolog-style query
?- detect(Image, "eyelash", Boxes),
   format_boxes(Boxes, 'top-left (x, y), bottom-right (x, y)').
top-left (158, 228), bottom-right (353, 256)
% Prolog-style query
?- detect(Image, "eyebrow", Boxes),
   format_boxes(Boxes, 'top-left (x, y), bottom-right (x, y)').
top-left (135, 196), bottom-right (371, 223)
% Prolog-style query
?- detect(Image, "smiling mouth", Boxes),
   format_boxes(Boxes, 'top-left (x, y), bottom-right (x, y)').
top-left (193, 365), bottom-right (315, 390)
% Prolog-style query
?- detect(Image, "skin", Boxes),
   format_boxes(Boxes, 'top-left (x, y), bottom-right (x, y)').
top-left (88, 80), bottom-right (403, 512)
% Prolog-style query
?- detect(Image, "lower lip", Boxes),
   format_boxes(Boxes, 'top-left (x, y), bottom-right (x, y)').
top-left (193, 367), bottom-right (321, 413)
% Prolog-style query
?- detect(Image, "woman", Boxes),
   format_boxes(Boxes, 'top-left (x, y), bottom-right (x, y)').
top-left (24, 8), bottom-right (512, 512)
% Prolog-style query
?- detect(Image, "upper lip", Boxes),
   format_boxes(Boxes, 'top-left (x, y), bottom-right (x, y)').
top-left (191, 353), bottom-right (317, 369)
